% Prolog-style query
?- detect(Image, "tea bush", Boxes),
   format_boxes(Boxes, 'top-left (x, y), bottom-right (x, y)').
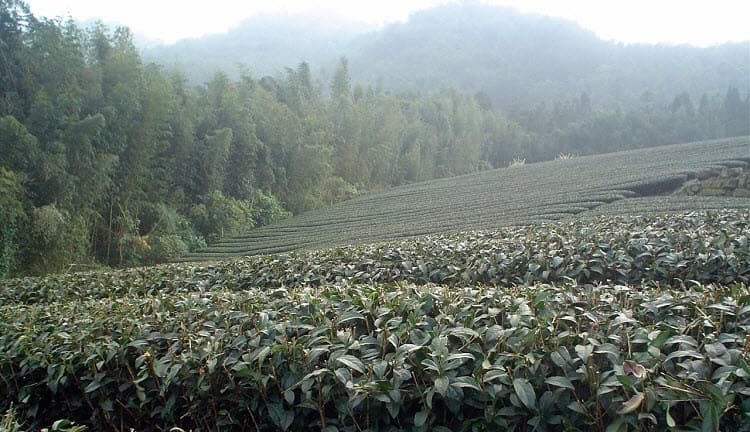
top-left (0, 209), bottom-right (749, 430)
top-left (1, 282), bottom-right (748, 430)
top-left (2, 210), bottom-right (747, 306)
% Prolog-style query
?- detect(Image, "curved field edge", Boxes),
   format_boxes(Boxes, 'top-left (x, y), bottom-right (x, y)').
top-left (1, 281), bottom-right (748, 430)
top-left (572, 196), bottom-right (750, 217)
top-left (179, 137), bottom-right (750, 262)
top-left (1, 209), bottom-right (748, 306)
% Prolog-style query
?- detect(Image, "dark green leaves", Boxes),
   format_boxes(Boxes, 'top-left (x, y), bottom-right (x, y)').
top-left (336, 355), bottom-right (366, 375)
top-left (545, 376), bottom-right (575, 390)
top-left (513, 378), bottom-right (536, 410)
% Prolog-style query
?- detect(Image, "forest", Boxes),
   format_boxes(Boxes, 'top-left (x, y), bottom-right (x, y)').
top-left (1, 0), bottom-right (748, 277)
top-left (146, 3), bottom-right (750, 112)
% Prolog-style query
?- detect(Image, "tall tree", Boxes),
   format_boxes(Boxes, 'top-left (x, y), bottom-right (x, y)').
top-left (0, 167), bottom-right (25, 277)
top-left (199, 128), bottom-right (233, 195)
top-left (329, 57), bottom-right (360, 185)
top-left (723, 86), bottom-right (750, 137)
top-left (0, 0), bottom-right (35, 118)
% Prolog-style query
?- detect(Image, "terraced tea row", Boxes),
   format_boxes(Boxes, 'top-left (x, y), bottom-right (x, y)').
top-left (3, 209), bottom-right (748, 306)
top-left (179, 137), bottom-right (750, 262)
top-left (576, 195), bottom-right (750, 217)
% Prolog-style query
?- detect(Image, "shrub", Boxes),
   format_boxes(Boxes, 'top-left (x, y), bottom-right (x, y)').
top-left (248, 189), bottom-right (291, 227)
top-left (190, 190), bottom-right (255, 243)
top-left (23, 205), bottom-right (90, 275)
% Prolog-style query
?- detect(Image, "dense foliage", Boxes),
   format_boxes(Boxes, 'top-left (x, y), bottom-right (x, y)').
top-left (181, 137), bottom-right (750, 262)
top-left (2, 1), bottom-right (749, 276)
top-left (1, 209), bottom-right (748, 306)
top-left (0, 1), bottom-right (532, 276)
top-left (146, 4), bottom-right (750, 150)
top-left (1, 210), bottom-right (748, 430)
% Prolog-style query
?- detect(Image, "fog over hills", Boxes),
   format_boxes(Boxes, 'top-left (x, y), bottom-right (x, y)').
top-left (142, 13), bottom-right (370, 84)
top-left (143, 3), bottom-right (749, 112)
top-left (346, 4), bottom-right (749, 111)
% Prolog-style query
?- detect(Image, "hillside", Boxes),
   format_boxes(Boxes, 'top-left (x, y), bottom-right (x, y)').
top-left (178, 136), bottom-right (750, 262)
top-left (346, 4), bottom-right (750, 110)
top-left (144, 4), bottom-right (750, 111)
top-left (142, 13), bottom-right (367, 82)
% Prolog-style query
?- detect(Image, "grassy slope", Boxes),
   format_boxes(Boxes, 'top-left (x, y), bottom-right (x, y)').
top-left (179, 137), bottom-right (750, 262)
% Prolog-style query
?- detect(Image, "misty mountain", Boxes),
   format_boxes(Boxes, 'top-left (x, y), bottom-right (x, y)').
top-left (144, 3), bottom-right (749, 112)
top-left (345, 4), bottom-right (749, 111)
top-left (141, 13), bottom-right (371, 81)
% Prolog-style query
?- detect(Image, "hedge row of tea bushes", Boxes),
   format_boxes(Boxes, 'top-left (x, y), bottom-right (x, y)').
top-left (179, 137), bottom-right (750, 261)
top-left (0, 209), bottom-right (749, 430)
top-left (2, 209), bottom-right (748, 306)
top-left (1, 282), bottom-right (748, 430)
top-left (576, 196), bottom-right (750, 217)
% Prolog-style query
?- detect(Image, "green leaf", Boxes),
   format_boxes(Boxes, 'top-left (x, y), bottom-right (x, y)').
top-left (336, 355), bottom-right (366, 374)
top-left (701, 402), bottom-right (720, 432)
top-left (605, 418), bottom-right (627, 432)
top-left (483, 369), bottom-right (507, 383)
top-left (513, 378), bottom-right (536, 410)
top-left (567, 401), bottom-right (586, 414)
top-left (545, 376), bottom-right (575, 390)
top-left (51, 419), bottom-right (74, 429)
top-left (84, 380), bottom-right (104, 393)
top-left (452, 376), bottom-right (481, 391)
top-left (575, 344), bottom-right (593, 362)
top-left (414, 410), bottom-right (429, 427)
top-left (334, 367), bottom-right (350, 385)
top-left (550, 351), bottom-right (567, 368)
top-left (666, 409), bottom-right (676, 427)
top-left (268, 403), bottom-right (294, 431)
top-left (434, 376), bottom-right (449, 396)
top-left (299, 368), bottom-right (331, 385)
top-left (336, 311), bottom-right (364, 325)
top-left (284, 389), bottom-right (295, 404)
top-left (421, 358), bottom-right (440, 372)
top-left (252, 346), bottom-right (271, 364)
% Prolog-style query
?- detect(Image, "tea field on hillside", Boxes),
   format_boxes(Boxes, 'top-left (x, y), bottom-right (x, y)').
top-left (179, 137), bottom-right (750, 263)
top-left (1, 209), bottom-right (749, 431)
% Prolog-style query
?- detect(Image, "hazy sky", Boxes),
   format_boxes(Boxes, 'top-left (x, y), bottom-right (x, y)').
top-left (24, 0), bottom-right (750, 46)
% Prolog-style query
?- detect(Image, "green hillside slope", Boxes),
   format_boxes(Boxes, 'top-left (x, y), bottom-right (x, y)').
top-left (144, 4), bottom-right (750, 112)
top-left (178, 137), bottom-right (750, 262)
top-left (347, 4), bottom-right (749, 110)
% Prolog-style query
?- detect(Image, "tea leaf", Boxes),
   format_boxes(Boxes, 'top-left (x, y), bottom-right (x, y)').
top-left (545, 376), bottom-right (575, 390)
top-left (617, 393), bottom-right (645, 414)
top-left (513, 378), bottom-right (536, 410)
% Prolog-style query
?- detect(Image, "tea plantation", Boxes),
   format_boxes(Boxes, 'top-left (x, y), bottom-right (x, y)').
top-left (179, 137), bottom-right (750, 262)
top-left (1, 208), bottom-right (749, 431)
top-left (1, 136), bottom-right (749, 431)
